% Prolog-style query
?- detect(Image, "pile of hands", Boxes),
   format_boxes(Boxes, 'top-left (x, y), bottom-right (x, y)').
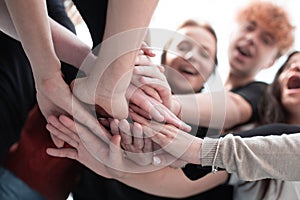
top-left (46, 44), bottom-right (201, 179)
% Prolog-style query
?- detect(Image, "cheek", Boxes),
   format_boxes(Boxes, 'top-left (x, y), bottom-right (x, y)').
top-left (165, 52), bottom-right (182, 64)
top-left (198, 62), bottom-right (214, 80)
top-left (189, 76), bottom-right (204, 90)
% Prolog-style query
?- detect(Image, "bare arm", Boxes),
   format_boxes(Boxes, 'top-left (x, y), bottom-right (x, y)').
top-left (176, 91), bottom-right (252, 130)
top-left (2, 0), bottom-right (109, 147)
top-left (72, 0), bottom-right (159, 119)
top-left (46, 115), bottom-right (227, 198)
top-left (118, 167), bottom-right (228, 198)
top-left (4, 0), bottom-right (60, 78)
top-left (0, 0), bottom-right (91, 72)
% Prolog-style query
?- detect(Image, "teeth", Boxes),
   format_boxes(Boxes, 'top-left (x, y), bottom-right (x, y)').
top-left (239, 47), bottom-right (250, 57)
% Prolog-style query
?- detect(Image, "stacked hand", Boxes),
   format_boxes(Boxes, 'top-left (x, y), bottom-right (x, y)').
top-left (46, 43), bottom-right (196, 173)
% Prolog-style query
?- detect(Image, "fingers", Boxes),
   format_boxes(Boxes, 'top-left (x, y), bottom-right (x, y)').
top-left (50, 134), bottom-right (65, 148)
top-left (135, 55), bottom-right (153, 66)
top-left (140, 41), bottom-right (156, 57)
top-left (110, 119), bottom-right (120, 135)
top-left (132, 122), bottom-right (144, 149)
top-left (143, 125), bottom-right (169, 147)
top-left (127, 85), bottom-right (164, 122)
top-left (118, 119), bottom-right (132, 146)
top-left (48, 115), bottom-right (74, 136)
top-left (143, 137), bottom-right (153, 153)
top-left (47, 115), bottom-right (66, 148)
top-left (128, 108), bottom-right (150, 125)
top-left (140, 85), bottom-right (162, 103)
top-left (46, 123), bottom-right (79, 148)
top-left (47, 115), bottom-right (79, 147)
top-left (133, 65), bottom-right (165, 80)
top-left (46, 148), bottom-right (78, 160)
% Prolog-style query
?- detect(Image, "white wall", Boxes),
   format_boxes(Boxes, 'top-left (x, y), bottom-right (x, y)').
top-left (149, 0), bottom-right (300, 83)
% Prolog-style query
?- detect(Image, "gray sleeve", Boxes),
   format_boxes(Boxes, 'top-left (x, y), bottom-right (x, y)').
top-left (201, 133), bottom-right (300, 181)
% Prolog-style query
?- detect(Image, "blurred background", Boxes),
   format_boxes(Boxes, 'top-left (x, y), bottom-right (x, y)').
top-left (67, 0), bottom-right (300, 84)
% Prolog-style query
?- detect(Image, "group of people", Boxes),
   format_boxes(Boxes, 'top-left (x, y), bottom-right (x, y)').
top-left (0, 0), bottom-right (300, 200)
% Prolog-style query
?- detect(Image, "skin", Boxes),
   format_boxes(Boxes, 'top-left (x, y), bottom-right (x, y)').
top-left (164, 26), bottom-right (216, 94)
top-left (278, 52), bottom-right (300, 124)
top-left (174, 20), bottom-right (280, 130)
top-left (226, 21), bottom-right (279, 89)
top-left (0, 0), bottom-right (160, 146)
top-left (149, 52), bottom-right (300, 167)
top-left (45, 115), bottom-right (228, 198)
top-left (46, 23), bottom-right (228, 198)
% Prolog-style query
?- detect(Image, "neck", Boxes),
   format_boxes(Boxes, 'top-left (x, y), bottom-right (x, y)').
top-left (287, 113), bottom-right (300, 125)
top-left (225, 71), bottom-right (255, 90)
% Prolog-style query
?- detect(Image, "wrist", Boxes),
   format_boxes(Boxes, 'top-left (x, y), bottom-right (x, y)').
top-left (32, 59), bottom-right (62, 83)
top-left (79, 50), bottom-right (97, 76)
top-left (188, 137), bottom-right (202, 165)
top-left (170, 95), bottom-right (182, 118)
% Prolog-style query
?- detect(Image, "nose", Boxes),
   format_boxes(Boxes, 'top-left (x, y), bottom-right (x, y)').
top-left (184, 51), bottom-right (194, 61)
top-left (290, 62), bottom-right (300, 72)
top-left (244, 32), bottom-right (257, 45)
top-left (184, 47), bottom-right (200, 63)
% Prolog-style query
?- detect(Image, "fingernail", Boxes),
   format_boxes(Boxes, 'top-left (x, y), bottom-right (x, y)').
top-left (153, 156), bottom-right (161, 165)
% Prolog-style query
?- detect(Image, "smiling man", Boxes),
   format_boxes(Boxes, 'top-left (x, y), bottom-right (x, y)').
top-left (175, 1), bottom-right (295, 132)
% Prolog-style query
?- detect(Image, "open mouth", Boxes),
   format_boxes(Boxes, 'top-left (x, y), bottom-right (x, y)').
top-left (237, 46), bottom-right (252, 58)
top-left (287, 75), bottom-right (300, 89)
top-left (178, 64), bottom-right (199, 76)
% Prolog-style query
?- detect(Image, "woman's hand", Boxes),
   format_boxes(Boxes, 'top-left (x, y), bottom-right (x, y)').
top-left (46, 115), bottom-right (162, 175)
top-left (130, 111), bottom-right (201, 165)
top-left (114, 119), bottom-right (153, 166)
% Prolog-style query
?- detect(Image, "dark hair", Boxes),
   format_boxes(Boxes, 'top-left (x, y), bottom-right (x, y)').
top-left (161, 19), bottom-right (218, 67)
top-left (258, 51), bottom-right (300, 124)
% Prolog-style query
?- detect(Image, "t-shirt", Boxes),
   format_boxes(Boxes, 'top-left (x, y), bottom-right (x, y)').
top-left (231, 81), bottom-right (268, 124)
top-left (0, 32), bottom-right (36, 162)
top-left (182, 81), bottom-right (268, 181)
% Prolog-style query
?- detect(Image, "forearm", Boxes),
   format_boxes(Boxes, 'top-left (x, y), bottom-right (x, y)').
top-left (0, 0), bottom-right (91, 74)
top-left (49, 18), bottom-right (92, 72)
top-left (118, 167), bottom-right (227, 198)
top-left (177, 91), bottom-right (250, 129)
top-left (89, 0), bottom-right (159, 90)
top-left (201, 133), bottom-right (300, 181)
top-left (4, 0), bottom-right (60, 79)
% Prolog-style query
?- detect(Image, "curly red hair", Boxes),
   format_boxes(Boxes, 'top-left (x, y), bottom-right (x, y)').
top-left (236, 1), bottom-right (294, 56)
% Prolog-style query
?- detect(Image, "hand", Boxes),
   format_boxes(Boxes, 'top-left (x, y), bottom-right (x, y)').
top-left (36, 71), bottom-right (109, 147)
top-left (129, 98), bottom-right (190, 132)
top-left (114, 119), bottom-right (153, 166)
top-left (46, 115), bottom-right (124, 178)
top-left (134, 45), bottom-right (173, 109)
top-left (130, 111), bottom-right (201, 165)
top-left (70, 41), bottom-right (155, 120)
top-left (132, 65), bottom-right (173, 109)
top-left (46, 115), bottom-right (161, 174)
top-left (71, 76), bottom-right (129, 120)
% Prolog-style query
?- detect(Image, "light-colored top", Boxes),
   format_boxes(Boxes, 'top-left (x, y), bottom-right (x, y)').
top-left (201, 133), bottom-right (300, 181)
top-left (229, 173), bottom-right (300, 200)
